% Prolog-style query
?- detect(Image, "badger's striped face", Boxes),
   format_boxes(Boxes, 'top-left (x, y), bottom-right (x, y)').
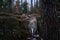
top-left (28, 17), bottom-right (37, 34)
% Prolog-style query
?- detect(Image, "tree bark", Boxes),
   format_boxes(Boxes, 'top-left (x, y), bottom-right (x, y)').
top-left (40, 0), bottom-right (58, 40)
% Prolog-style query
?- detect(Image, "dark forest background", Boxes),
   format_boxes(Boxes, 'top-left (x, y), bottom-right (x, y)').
top-left (0, 0), bottom-right (60, 40)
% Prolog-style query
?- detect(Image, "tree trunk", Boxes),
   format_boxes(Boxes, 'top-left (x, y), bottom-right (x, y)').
top-left (34, 0), bottom-right (35, 5)
top-left (31, 0), bottom-right (33, 12)
top-left (8, 0), bottom-right (12, 13)
top-left (25, 0), bottom-right (27, 14)
top-left (36, 0), bottom-right (38, 8)
top-left (20, 0), bottom-right (22, 13)
top-left (15, 1), bottom-right (19, 14)
top-left (40, 0), bottom-right (58, 40)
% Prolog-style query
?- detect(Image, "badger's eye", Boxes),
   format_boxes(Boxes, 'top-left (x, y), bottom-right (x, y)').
top-left (30, 23), bottom-right (33, 25)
